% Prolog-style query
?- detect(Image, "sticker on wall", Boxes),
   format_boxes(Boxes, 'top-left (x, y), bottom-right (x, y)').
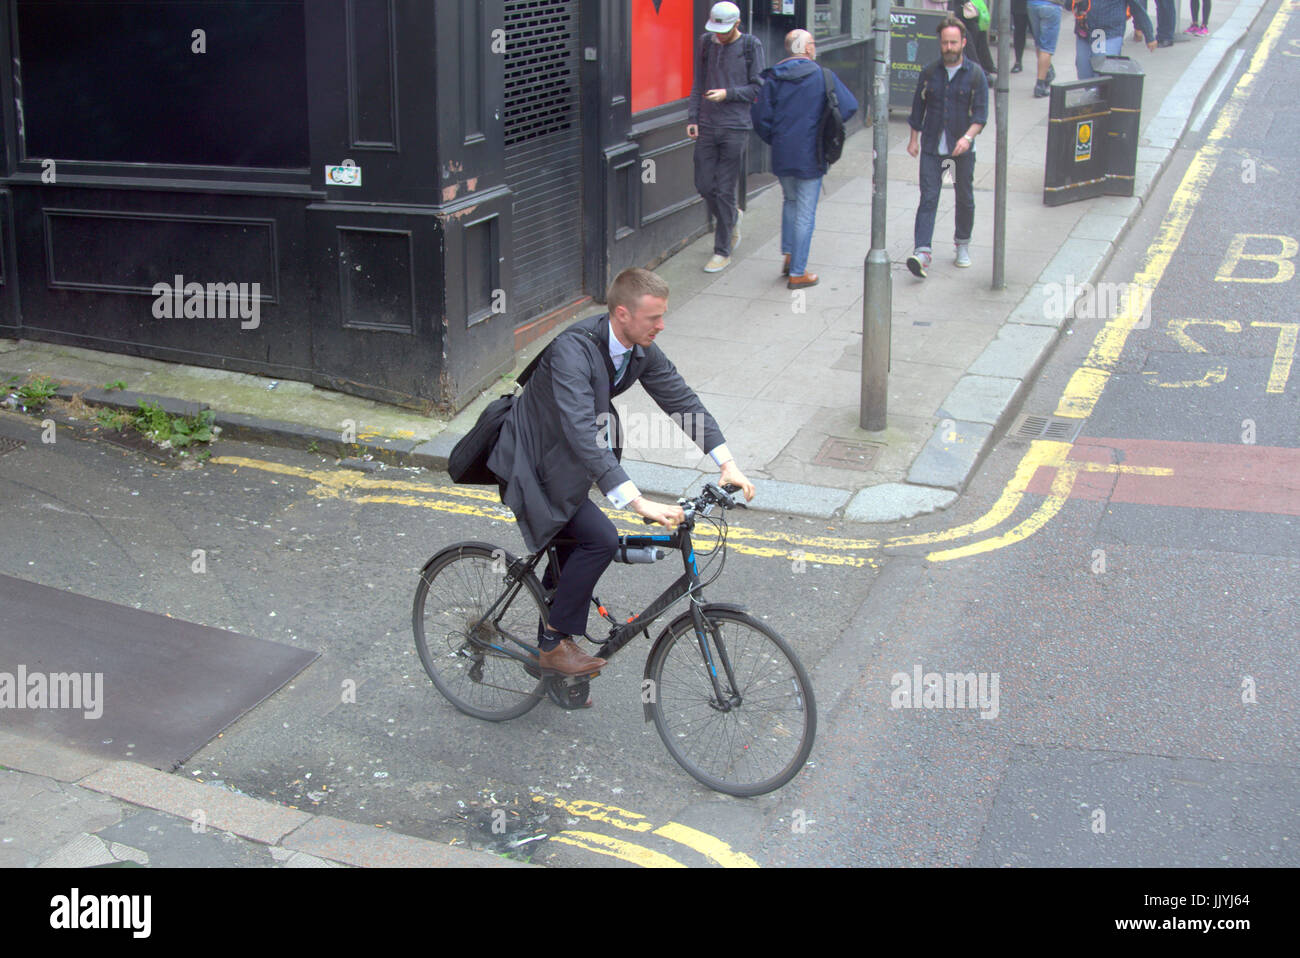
top-left (326, 160), bottom-right (363, 187)
top-left (1074, 121), bottom-right (1093, 163)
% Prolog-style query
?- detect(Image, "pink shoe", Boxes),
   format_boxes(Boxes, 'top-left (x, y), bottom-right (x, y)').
top-left (1198, 25), bottom-right (1210, 35)
top-left (1184, 24), bottom-right (1198, 34)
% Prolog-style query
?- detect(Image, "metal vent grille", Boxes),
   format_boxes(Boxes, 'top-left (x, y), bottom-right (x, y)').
top-left (503, 1), bottom-right (577, 147)
top-left (503, 0), bottom-right (584, 324)
top-left (1013, 415), bottom-right (1084, 442)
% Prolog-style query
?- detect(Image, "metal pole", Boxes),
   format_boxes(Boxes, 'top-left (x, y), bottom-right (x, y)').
top-left (991, 0), bottom-right (1010, 289)
top-left (861, 0), bottom-right (892, 431)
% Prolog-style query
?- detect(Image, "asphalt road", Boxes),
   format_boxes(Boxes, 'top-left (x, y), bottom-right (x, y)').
top-left (1, 3), bottom-right (1296, 873)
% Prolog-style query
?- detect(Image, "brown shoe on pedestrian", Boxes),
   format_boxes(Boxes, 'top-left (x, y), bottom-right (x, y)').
top-left (781, 254), bottom-right (791, 276)
top-left (787, 272), bottom-right (819, 289)
top-left (538, 638), bottom-right (606, 676)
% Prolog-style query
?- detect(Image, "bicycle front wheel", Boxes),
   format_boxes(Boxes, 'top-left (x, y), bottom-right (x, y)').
top-left (413, 542), bottom-right (546, 721)
top-left (648, 609), bottom-right (816, 797)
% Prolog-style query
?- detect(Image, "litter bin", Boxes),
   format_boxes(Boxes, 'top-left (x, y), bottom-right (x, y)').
top-left (1097, 55), bottom-right (1145, 196)
top-left (1043, 77), bottom-right (1112, 207)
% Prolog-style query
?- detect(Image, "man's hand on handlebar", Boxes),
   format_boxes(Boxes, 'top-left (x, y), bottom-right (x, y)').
top-left (631, 496), bottom-right (685, 529)
top-left (719, 460), bottom-right (755, 502)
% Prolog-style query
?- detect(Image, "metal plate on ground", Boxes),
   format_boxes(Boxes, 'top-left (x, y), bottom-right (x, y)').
top-left (1011, 414), bottom-right (1084, 443)
top-left (0, 574), bottom-right (318, 771)
top-left (814, 438), bottom-right (883, 470)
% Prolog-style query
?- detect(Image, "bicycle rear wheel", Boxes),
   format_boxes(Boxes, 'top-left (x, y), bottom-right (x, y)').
top-left (648, 609), bottom-right (815, 797)
top-left (413, 542), bottom-right (546, 721)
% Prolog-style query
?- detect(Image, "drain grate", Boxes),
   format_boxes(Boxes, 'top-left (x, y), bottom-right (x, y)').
top-left (0, 436), bottom-right (26, 457)
top-left (1012, 415), bottom-right (1083, 442)
top-left (814, 437), bottom-right (883, 470)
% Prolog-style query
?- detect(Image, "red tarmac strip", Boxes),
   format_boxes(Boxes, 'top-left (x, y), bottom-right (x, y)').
top-left (1027, 438), bottom-right (1300, 516)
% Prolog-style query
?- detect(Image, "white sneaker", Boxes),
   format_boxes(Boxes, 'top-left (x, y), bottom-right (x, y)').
top-left (704, 254), bottom-right (731, 273)
top-left (955, 244), bottom-right (972, 268)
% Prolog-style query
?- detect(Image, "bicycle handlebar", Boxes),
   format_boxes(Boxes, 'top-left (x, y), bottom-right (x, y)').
top-left (639, 482), bottom-right (746, 525)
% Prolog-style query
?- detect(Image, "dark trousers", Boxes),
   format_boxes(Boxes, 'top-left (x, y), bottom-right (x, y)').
top-left (1012, 8), bottom-right (1029, 63)
top-left (694, 126), bottom-right (748, 256)
top-left (540, 498), bottom-right (618, 639)
top-left (1154, 0), bottom-right (1176, 40)
top-left (914, 150), bottom-right (976, 251)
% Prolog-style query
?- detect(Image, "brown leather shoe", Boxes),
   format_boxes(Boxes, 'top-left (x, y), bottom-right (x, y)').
top-left (787, 272), bottom-right (819, 289)
top-left (538, 638), bottom-right (606, 676)
top-left (781, 254), bottom-right (791, 276)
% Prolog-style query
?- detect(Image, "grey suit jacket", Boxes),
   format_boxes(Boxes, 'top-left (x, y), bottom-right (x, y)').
top-left (487, 313), bottom-right (725, 553)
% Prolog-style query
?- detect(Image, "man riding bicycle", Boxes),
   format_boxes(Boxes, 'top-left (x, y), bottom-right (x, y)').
top-left (488, 268), bottom-right (755, 677)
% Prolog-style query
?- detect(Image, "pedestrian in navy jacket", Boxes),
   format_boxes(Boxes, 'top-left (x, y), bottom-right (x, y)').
top-left (751, 29), bottom-right (858, 290)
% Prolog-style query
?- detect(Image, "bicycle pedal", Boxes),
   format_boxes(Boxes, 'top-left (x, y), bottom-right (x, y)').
top-left (539, 667), bottom-right (601, 679)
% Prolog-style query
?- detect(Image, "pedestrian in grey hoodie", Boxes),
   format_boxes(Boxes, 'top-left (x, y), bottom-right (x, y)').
top-left (687, 1), bottom-right (765, 274)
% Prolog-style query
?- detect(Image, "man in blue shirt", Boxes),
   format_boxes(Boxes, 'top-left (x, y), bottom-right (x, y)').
top-left (906, 18), bottom-right (988, 279)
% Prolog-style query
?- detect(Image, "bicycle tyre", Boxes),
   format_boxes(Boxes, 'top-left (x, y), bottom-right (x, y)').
top-left (648, 609), bottom-right (816, 797)
top-left (413, 542), bottom-right (546, 721)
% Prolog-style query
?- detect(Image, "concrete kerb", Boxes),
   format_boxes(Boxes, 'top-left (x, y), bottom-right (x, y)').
top-left (0, 729), bottom-right (533, 868)
top-left (891, 2), bottom-right (1270, 504)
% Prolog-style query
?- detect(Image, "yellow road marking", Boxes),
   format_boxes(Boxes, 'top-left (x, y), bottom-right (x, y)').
top-left (1214, 233), bottom-right (1298, 284)
top-left (1166, 318), bottom-right (1241, 353)
top-left (534, 796), bottom-right (758, 867)
top-left (882, 441), bottom-right (1071, 547)
top-left (537, 797), bottom-right (652, 832)
top-left (652, 822), bottom-right (759, 868)
top-left (927, 458), bottom-right (1173, 562)
top-left (1053, 2), bottom-right (1291, 421)
top-left (1251, 322), bottom-right (1298, 394)
top-left (1141, 367), bottom-right (1229, 388)
top-left (549, 831), bottom-right (686, 868)
top-left (213, 455), bottom-right (879, 568)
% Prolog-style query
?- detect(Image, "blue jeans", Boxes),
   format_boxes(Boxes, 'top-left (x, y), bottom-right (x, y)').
top-left (914, 150), bottom-right (975, 252)
top-left (778, 175), bottom-right (822, 276)
top-left (1025, 0), bottom-right (1061, 54)
top-left (1075, 33), bottom-right (1124, 79)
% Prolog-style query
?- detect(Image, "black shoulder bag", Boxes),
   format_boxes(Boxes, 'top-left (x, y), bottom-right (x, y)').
top-left (447, 327), bottom-right (602, 485)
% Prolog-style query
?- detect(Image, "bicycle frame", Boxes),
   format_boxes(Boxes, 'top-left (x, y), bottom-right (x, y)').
top-left (464, 519), bottom-right (738, 703)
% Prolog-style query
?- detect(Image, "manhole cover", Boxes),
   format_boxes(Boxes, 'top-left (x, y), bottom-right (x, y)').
top-left (1012, 415), bottom-right (1083, 442)
top-left (814, 437), bottom-right (882, 470)
top-left (0, 436), bottom-right (26, 457)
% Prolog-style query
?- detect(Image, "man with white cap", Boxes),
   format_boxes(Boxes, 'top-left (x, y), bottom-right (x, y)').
top-left (688, 1), bottom-right (765, 274)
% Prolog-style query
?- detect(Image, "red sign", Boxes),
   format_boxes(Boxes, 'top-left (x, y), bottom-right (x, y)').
top-left (632, 0), bottom-right (696, 113)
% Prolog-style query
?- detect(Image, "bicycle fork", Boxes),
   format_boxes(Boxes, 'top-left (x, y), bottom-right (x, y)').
top-left (691, 601), bottom-right (742, 711)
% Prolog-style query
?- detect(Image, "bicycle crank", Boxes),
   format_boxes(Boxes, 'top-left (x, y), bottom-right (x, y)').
top-left (545, 676), bottom-right (594, 710)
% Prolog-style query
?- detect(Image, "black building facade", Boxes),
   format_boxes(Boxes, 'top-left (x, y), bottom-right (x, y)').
top-left (0, 0), bottom-right (869, 412)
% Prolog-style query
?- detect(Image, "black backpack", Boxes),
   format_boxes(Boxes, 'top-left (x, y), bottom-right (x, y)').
top-left (818, 67), bottom-right (846, 168)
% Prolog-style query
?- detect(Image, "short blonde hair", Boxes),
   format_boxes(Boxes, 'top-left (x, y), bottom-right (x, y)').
top-left (607, 268), bottom-right (670, 314)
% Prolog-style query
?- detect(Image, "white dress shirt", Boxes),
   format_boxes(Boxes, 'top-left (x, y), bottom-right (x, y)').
top-left (603, 320), bottom-right (732, 510)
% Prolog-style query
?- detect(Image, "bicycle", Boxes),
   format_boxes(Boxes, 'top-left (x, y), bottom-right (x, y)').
top-left (412, 483), bottom-right (816, 797)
